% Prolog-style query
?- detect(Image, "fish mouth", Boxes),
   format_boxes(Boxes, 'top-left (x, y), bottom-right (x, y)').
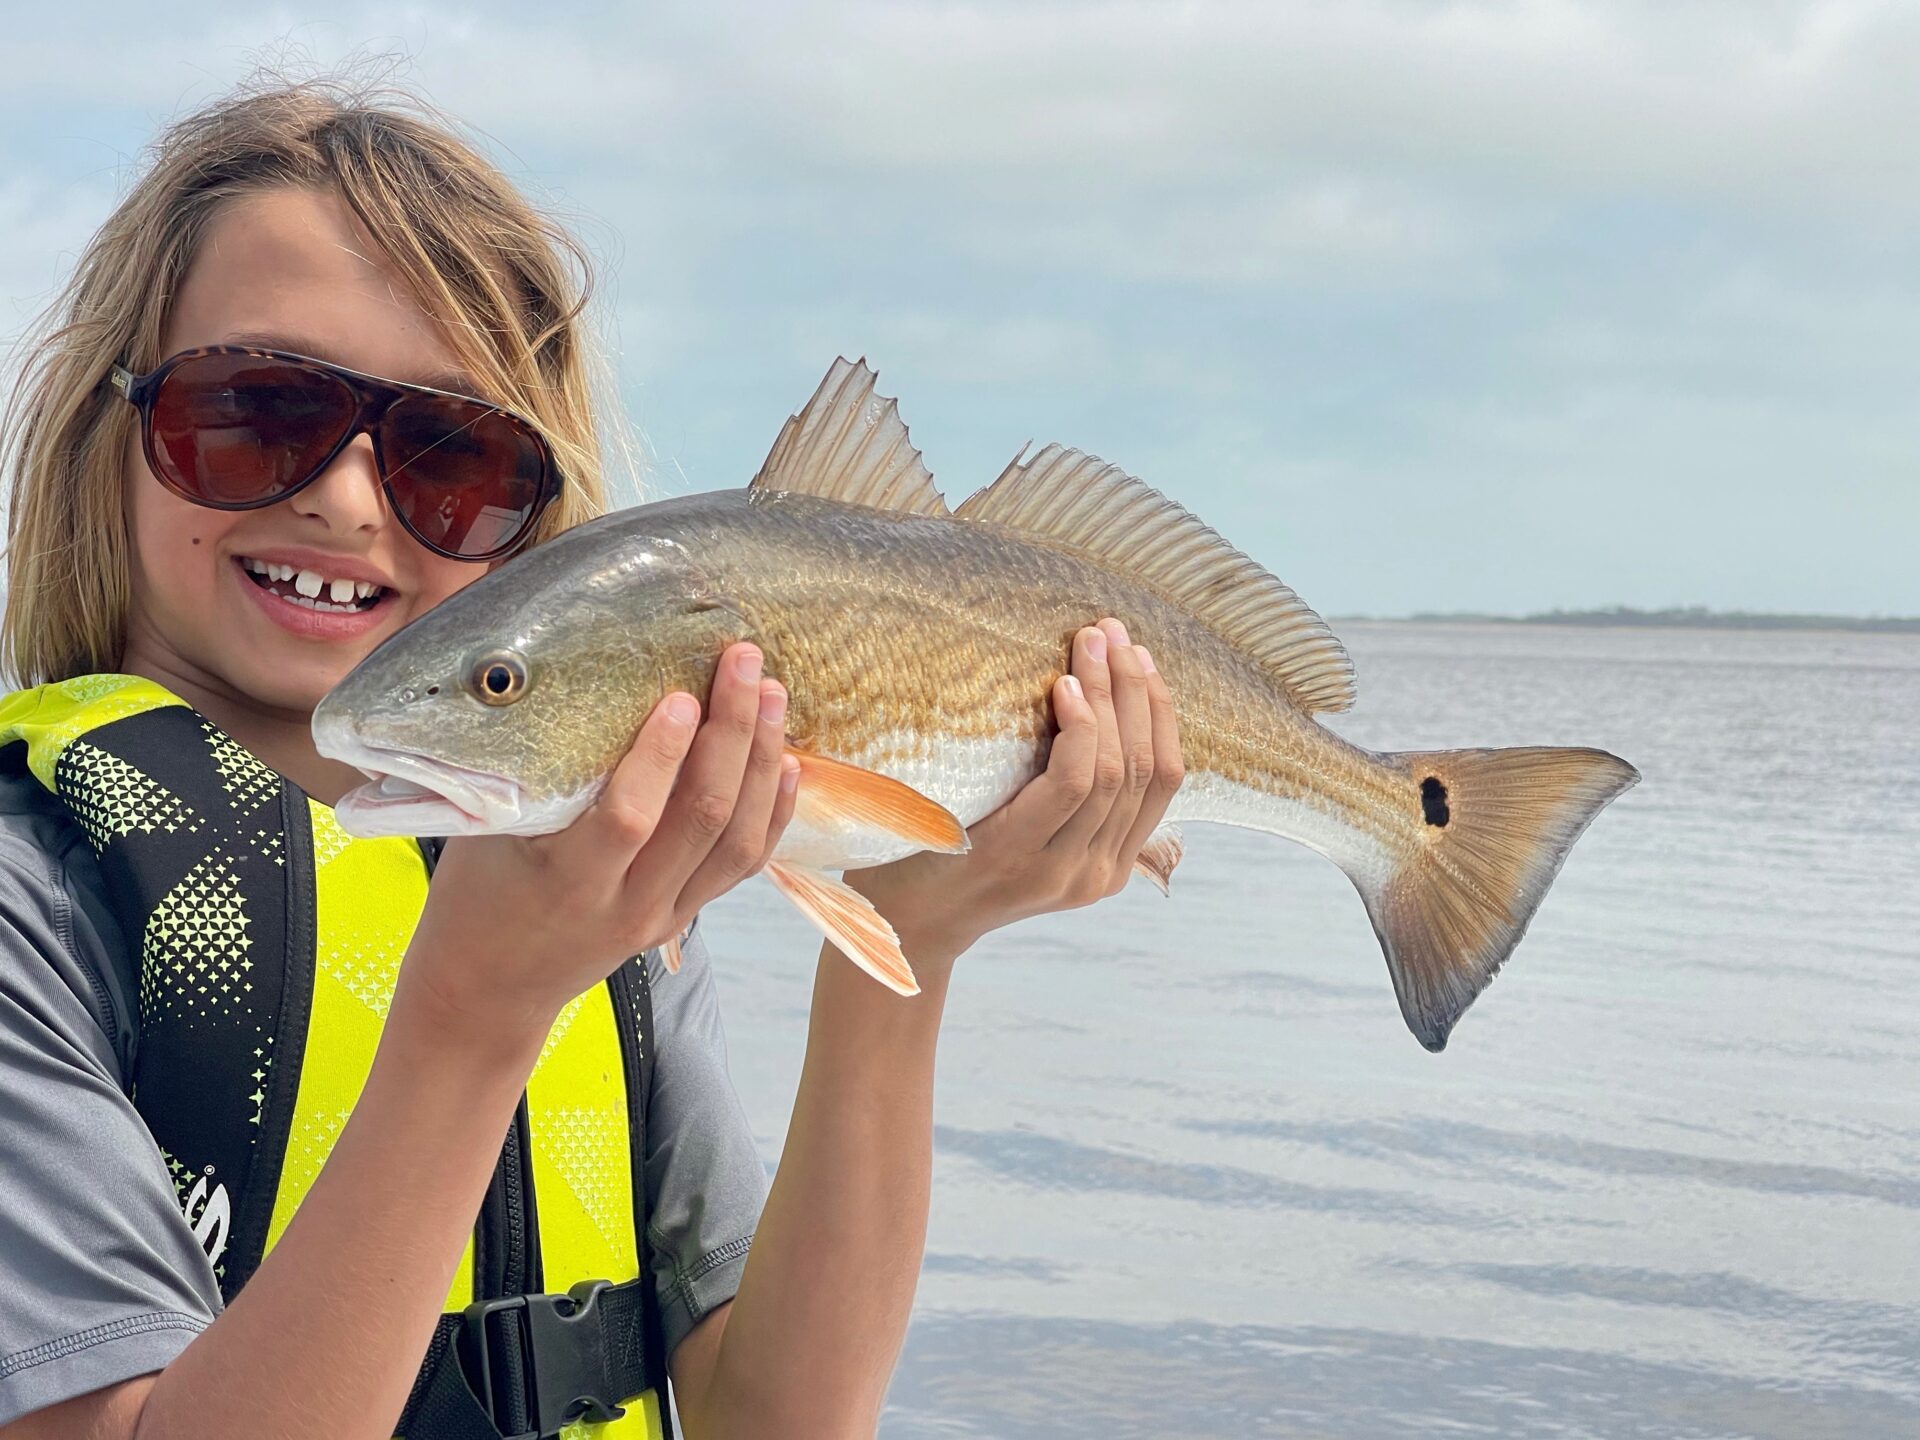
top-left (328, 744), bottom-right (526, 838)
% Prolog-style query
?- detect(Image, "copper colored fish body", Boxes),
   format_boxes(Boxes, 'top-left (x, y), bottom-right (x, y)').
top-left (315, 360), bottom-right (1638, 1049)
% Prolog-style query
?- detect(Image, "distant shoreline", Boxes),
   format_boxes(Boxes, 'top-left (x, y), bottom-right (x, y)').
top-left (1332, 606), bottom-right (1920, 634)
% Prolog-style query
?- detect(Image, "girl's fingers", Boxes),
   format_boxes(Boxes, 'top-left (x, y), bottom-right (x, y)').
top-left (1114, 647), bottom-right (1185, 874)
top-left (757, 752), bottom-right (802, 871)
top-left (998, 667), bottom-right (1101, 840)
top-left (1050, 622), bottom-right (1127, 852)
top-left (639, 642), bottom-right (766, 889)
top-left (678, 677), bottom-right (790, 909)
top-left (571, 689), bottom-right (700, 866)
top-left (1089, 622), bottom-right (1155, 855)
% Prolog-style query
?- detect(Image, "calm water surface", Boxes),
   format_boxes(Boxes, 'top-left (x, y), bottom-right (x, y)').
top-left (702, 622), bottom-right (1920, 1438)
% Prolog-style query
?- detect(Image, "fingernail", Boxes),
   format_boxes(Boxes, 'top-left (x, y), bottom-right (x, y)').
top-left (779, 755), bottom-right (801, 793)
top-left (1062, 674), bottom-right (1084, 699)
top-left (1109, 619), bottom-right (1131, 646)
top-left (664, 692), bottom-right (699, 726)
top-left (759, 682), bottom-right (788, 724)
top-left (1136, 646), bottom-right (1156, 674)
top-left (1085, 628), bottom-right (1107, 662)
top-left (734, 646), bottom-right (763, 683)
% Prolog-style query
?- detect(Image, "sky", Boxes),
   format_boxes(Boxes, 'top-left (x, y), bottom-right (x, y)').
top-left (3, 0), bottom-right (1915, 618)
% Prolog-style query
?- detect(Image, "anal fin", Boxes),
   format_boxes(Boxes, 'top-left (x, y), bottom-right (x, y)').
top-left (766, 861), bottom-right (921, 996)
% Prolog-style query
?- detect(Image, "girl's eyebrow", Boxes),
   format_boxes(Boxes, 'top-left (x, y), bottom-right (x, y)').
top-left (219, 330), bottom-right (484, 396)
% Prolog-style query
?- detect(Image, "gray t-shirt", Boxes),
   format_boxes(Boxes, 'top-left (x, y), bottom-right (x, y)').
top-left (0, 766), bottom-right (767, 1428)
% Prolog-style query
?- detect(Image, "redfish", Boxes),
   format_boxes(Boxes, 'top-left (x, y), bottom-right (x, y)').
top-left (314, 360), bottom-right (1637, 1049)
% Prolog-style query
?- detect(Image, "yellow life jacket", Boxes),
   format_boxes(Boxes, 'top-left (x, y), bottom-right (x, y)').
top-left (0, 676), bottom-right (670, 1439)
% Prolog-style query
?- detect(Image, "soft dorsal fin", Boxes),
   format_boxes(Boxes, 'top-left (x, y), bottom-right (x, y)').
top-left (955, 445), bottom-right (1357, 714)
top-left (751, 358), bottom-right (949, 516)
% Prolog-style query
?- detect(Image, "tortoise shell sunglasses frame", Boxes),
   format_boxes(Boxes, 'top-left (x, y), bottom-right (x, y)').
top-left (108, 345), bottom-right (563, 562)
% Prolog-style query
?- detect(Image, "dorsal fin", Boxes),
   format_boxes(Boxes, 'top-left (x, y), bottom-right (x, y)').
top-left (750, 358), bottom-right (949, 516)
top-left (955, 445), bottom-right (1357, 714)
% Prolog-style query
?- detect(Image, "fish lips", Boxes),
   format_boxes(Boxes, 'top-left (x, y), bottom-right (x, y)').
top-left (327, 743), bottom-right (527, 839)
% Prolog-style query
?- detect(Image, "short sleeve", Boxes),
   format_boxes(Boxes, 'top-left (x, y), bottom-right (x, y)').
top-left (641, 920), bottom-right (768, 1359)
top-left (0, 833), bottom-right (222, 1428)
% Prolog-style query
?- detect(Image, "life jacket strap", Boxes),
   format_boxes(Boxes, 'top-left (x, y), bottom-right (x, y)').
top-left (401, 1277), bottom-right (656, 1439)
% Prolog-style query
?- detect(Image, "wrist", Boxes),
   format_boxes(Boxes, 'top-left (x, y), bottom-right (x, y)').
top-left (387, 951), bottom-right (557, 1075)
top-left (845, 866), bottom-right (981, 974)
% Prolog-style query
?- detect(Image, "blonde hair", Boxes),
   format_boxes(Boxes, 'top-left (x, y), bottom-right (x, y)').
top-left (2, 76), bottom-right (614, 685)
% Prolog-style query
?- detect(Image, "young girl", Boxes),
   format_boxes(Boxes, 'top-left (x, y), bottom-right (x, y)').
top-left (0, 80), bottom-right (1182, 1439)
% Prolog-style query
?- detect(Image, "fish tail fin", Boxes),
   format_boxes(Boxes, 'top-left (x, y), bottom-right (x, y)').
top-left (1358, 746), bottom-right (1638, 1051)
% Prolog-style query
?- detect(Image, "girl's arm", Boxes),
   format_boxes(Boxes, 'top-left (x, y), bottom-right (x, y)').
top-left (3, 647), bottom-right (795, 1440)
top-left (673, 621), bottom-right (1182, 1437)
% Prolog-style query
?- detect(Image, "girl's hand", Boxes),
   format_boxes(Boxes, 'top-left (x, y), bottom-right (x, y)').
top-left (848, 617), bottom-right (1184, 971)
top-left (397, 641), bottom-right (799, 1037)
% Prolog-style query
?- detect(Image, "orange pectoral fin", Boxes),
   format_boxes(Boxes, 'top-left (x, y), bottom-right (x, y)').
top-left (785, 747), bottom-right (969, 855)
top-left (765, 860), bottom-right (921, 996)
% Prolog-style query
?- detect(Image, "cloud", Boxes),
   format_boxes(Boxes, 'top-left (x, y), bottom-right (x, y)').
top-left (13, 3), bottom-right (1920, 212)
top-left (1, 1), bottom-right (1915, 613)
top-left (953, 180), bottom-right (1495, 290)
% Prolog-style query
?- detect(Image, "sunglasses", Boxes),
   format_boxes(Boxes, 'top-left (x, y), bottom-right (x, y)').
top-left (110, 345), bottom-right (562, 562)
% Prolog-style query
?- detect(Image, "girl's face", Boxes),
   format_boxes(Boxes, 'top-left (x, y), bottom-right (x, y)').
top-left (122, 185), bottom-right (494, 719)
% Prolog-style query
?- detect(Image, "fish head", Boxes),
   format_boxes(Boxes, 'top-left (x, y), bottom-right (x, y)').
top-left (312, 516), bottom-right (751, 838)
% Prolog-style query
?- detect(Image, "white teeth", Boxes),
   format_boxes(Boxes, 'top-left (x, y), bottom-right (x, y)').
top-left (241, 557), bottom-right (384, 607)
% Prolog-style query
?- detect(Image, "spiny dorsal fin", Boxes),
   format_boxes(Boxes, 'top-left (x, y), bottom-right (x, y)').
top-left (955, 445), bottom-right (1357, 714)
top-left (750, 358), bottom-right (949, 516)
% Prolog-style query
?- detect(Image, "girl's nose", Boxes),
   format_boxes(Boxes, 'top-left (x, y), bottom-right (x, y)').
top-left (290, 433), bottom-right (388, 534)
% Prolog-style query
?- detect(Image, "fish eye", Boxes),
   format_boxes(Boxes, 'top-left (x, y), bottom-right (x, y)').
top-left (469, 650), bottom-right (530, 706)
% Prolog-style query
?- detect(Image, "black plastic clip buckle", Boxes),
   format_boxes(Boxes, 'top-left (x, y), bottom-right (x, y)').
top-left (462, 1279), bottom-right (627, 1438)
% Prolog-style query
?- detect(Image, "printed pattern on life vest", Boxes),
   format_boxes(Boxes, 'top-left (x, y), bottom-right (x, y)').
top-left (540, 1103), bottom-right (631, 1254)
top-left (203, 723), bottom-right (281, 813)
top-left (21, 694), bottom-right (302, 1293)
top-left (9, 674), bottom-right (178, 790)
top-left (59, 739), bottom-right (202, 850)
top-left (139, 852), bottom-right (255, 1022)
top-left (0, 677), bottom-right (667, 1434)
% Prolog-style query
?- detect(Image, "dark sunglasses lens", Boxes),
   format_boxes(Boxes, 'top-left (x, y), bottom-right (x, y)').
top-left (380, 396), bottom-right (549, 558)
top-left (148, 354), bottom-right (356, 505)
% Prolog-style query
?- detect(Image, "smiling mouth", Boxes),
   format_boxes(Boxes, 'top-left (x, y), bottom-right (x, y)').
top-left (237, 556), bottom-right (390, 612)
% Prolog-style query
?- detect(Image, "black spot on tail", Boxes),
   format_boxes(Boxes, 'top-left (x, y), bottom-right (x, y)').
top-left (1420, 776), bottom-right (1451, 827)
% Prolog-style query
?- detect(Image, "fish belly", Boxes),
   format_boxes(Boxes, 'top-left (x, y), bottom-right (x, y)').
top-left (771, 717), bottom-right (1401, 898)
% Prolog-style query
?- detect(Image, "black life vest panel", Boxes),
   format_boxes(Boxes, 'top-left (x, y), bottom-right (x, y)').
top-left (0, 676), bottom-right (672, 1438)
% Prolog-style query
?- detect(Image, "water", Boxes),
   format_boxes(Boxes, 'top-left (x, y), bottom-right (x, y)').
top-left (700, 622), bottom-right (1920, 1438)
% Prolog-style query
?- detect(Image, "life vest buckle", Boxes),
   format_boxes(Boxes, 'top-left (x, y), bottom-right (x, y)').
top-left (462, 1279), bottom-right (629, 1437)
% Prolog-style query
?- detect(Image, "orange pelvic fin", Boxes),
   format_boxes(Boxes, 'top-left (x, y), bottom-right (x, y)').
top-left (786, 747), bottom-right (970, 854)
top-left (766, 860), bottom-right (921, 996)
top-left (1132, 823), bottom-right (1185, 895)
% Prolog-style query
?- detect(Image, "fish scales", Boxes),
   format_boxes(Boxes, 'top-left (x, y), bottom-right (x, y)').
top-left (644, 489), bottom-right (1400, 862)
top-left (315, 358), bottom-right (1637, 1050)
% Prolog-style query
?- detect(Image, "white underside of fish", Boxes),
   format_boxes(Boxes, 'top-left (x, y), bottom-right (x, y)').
top-left (772, 729), bottom-right (1396, 893)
